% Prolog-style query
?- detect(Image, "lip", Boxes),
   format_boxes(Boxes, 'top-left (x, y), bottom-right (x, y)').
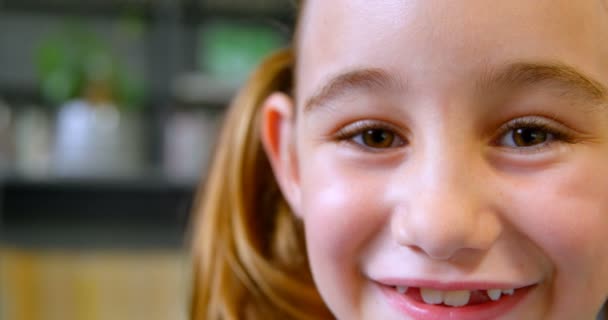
top-left (377, 281), bottom-right (536, 320)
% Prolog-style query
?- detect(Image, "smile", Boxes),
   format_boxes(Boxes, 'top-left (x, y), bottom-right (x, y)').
top-left (393, 286), bottom-right (516, 307)
top-left (377, 281), bottom-right (537, 320)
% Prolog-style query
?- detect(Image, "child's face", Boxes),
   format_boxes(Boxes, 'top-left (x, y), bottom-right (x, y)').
top-left (264, 0), bottom-right (608, 319)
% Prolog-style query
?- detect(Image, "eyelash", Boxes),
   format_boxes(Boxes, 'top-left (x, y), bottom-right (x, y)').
top-left (333, 117), bottom-right (575, 152)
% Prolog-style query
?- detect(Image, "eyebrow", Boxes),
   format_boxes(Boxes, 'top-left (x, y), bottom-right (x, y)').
top-left (477, 61), bottom-right (608, 107)
top-left (303, 68), bottom-right (405, 112)
top-left (303, 61), bottom-right (608, 113)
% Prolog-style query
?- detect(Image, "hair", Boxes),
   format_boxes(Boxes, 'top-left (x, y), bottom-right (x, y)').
top-left (188, 2), bottom-right (332, 318)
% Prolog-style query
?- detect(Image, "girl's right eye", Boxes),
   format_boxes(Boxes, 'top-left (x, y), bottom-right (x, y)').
top-left (335, 121), bottom-right (407, 150)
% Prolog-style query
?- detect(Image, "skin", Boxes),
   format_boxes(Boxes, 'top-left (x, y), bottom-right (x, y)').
top-left (261, 1), bottom-right (608, 319)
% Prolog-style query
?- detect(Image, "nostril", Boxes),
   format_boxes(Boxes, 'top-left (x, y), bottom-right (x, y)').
top-left (408, 246), bottom-right (426, 255)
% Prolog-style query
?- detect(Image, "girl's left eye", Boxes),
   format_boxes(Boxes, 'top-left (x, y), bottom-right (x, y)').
top-left (496, 118), bottom-right (572, 150)
top-left (500, 126), bottom-right (553, 147)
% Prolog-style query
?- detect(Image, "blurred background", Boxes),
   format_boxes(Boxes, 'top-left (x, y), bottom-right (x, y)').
top-left (0, 0), bottom-right (293, 319)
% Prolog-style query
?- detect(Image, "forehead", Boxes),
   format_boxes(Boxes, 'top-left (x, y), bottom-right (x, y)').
top-left (295, 0), bottom-right (608, 108)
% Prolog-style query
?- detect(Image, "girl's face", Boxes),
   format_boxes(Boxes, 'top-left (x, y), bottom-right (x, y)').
top-left (263, 0), bottom-right (608, 319)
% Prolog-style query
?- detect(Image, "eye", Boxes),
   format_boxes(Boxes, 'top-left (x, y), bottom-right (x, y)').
top-left (496, 117), bottom-right (571, 150)
top-left (356, 129), bottom-right (398, 148)
top-left (502, 127), bottom-right (551, 147)
top-left (335, 121), bottom-right (406, 150)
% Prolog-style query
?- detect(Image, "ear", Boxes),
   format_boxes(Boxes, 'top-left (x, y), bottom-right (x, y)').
top-left (260, 92), bottom-right (302, 217)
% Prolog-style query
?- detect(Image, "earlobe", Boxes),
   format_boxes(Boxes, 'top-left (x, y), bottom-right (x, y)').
top-left (260, 92), bottom-right (302, 217)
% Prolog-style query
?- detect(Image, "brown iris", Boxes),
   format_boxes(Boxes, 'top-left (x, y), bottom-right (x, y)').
top-left (512, 127), bottom-right (548, 147)
top-left (362, 129), bottom-right (395, 148)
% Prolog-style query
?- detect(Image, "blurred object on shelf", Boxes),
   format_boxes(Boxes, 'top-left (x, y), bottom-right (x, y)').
top-left (0, 247), bottom-right (189, 320)
top-left (33, 19), bottom-right (148, 178)
top-left (172, 72), bottom-right (238, 106)
top-left (53, 100), bottom-right (144, 178)
top-left (163, 108), bottom-right (223, 183)
top-left (171, 19), bottom-right (286, 106)
top-left (0, 98), bottom-right (14, 176)
top-left (167, 19), bottom-right (285, 182)
top-left (35, 19), bottom-right (146, 110)
top-left (198, 20), bottom-right (285, 84)
top-left (13, 106), bottom-right (53, 178)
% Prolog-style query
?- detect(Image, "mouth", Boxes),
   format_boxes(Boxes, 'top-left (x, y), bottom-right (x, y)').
top-left (377, 281), bottom-right (537, 320)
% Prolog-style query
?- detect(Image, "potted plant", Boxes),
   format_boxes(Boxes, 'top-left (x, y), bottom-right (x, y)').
top-left (35, 19), bottom-right (147, 178)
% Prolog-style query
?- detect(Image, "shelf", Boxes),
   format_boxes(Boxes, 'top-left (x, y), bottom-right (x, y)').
top-left (0, 85), bottom-right (161, 111)
top-left (172, 72), bottom-right (239, 106)
top-left (0, 0), bottom-right (285, 250)
top-left (1, 75), bottom-right (235, 109)
top-left (0, 0), bottom-right (296, 25)
top-left (0, 176), bottom-right (197, 248)
top-left (0, 86), bottom-right (44, 106)
top-left (0, 1), bottom-right (156, 19)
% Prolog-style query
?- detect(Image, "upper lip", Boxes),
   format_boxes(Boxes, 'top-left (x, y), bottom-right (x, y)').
top-left (375, 278), bottom-right (536, 291)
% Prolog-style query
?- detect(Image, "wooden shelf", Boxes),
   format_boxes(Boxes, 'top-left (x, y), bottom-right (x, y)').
top-left (0, 176), bottom-right (196, 248)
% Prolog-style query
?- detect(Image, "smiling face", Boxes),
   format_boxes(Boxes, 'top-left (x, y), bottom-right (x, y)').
top-left (261, 0), bottom-right (608, 319)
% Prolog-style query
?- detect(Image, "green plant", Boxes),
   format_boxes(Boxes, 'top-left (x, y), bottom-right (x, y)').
top-left (35, 19), bottom-right (146, 111)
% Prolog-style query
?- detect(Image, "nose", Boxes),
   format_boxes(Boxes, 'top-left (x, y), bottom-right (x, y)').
top-left (390, 149), bottom-right (502, 260)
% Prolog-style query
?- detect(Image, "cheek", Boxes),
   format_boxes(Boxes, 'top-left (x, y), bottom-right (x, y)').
top-left (297, 150), bottom-right (391, 311)
top-left (300, 161), bottom-right (386, 263)
top-left (505, 154), bottom-right (608, 302)
top-left (518, 163), bottom-right (608, 263)
top-left (298, 149), bottom-right (394, 256)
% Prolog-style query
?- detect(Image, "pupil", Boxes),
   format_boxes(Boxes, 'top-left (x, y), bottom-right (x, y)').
top-left (364, 129), bottom-right (393, 147)
top-left (369, 130), bottom-right (387, 143)
top-left (514, 128), bottom-right (546, 146)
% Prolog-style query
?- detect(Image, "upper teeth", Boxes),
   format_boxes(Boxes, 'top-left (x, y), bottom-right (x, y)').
top-left (396, 286), bottom-right (517, 307)
top-left (442, 290), bottom-right (470, 307)
top-left (420, 287), bottom-right (444, 305)
top-left (487, 289), bottom-right (501, 301)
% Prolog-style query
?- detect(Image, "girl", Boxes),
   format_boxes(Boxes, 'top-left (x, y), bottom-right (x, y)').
top-left (190, 1), bottom-right (608, 319)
